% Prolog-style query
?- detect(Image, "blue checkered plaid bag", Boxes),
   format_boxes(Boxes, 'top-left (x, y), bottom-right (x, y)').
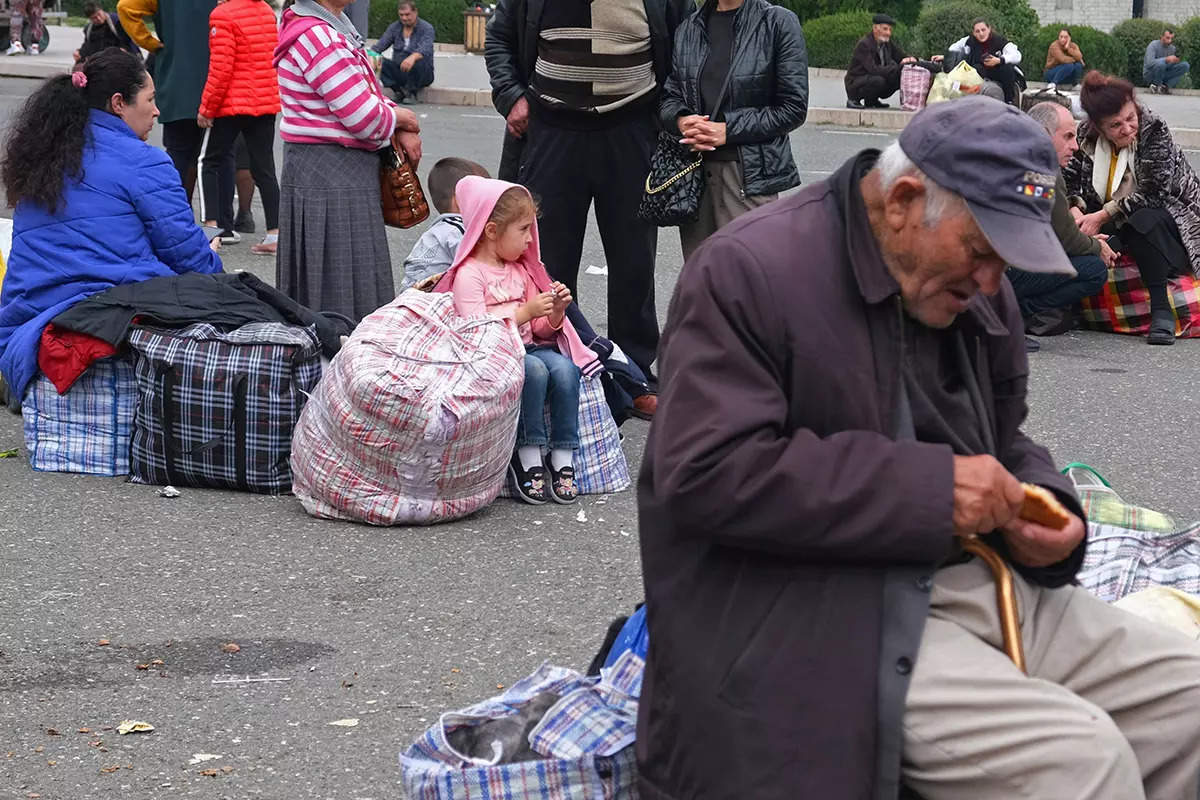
top-left (127, 322), bottom-right (321, 494)
top-left (22, 357), bottom-right (136, 476)
top-left (400, 655), bottom-right (644, 800)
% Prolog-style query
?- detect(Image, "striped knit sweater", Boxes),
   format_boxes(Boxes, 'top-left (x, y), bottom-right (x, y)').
top-left (274, 10), bottom-right (396, 151)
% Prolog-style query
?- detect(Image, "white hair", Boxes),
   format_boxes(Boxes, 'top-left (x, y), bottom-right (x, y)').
top-left (876, 141), bottom-right (968, 226)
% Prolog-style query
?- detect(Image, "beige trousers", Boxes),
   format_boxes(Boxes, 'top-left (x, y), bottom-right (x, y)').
top-left (678, 160), bottom-right (775, 262)
top-left (903, 558), bottom-right (1200, 800)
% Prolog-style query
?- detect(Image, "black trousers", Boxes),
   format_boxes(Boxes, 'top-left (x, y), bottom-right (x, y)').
top-left (1108, 207), bottom-right (1189, 309)
top-left (979, 62), bottom-right (1019, 103)
top-left (519, 112), bottom-right (660, 379)
top-left (199, 114), bottom-right (281, 231)
top-left (847, 72), bottom-right (900, 103)
top-left (163, 118), bottom-right (235, 216)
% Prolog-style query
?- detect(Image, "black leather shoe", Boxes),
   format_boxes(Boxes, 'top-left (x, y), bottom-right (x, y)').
top-left (864, 99), bottom-right (890, 109)
top-left (1148, 310), bottom-right (1176, 345)
top-left (846, 99), bottom-right (864, 109)
top-left (1024, 336), bottom-right (1041, 353)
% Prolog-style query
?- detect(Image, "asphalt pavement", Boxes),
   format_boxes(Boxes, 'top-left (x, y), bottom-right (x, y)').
top-left (2, 77), bottom-right (1200, 798)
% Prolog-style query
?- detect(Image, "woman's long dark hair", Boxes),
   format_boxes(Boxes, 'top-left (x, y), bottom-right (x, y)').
top-left (2, 48), bottom-right (148, 213)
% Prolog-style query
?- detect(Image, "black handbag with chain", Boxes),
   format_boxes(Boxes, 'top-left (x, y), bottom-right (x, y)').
top-left (638, 61), bottom-right (737, 227)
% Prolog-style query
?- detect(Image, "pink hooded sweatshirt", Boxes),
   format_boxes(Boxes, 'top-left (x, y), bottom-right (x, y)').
top-left (434, 177), bottom-right (601, 378)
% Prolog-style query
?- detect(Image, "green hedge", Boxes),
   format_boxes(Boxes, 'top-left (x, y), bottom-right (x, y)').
top-left (1110, 18), bottom-right (1172, 86)
top-left (770, 0), bottom-right (921, 27)
top-left (1178, 16), bottom-right (1200, 75)
top-left (369, 0), bottom-right (469, 44)
top-left (802, 11), bottom-right (911, 68)
top-left (1020, 24), bottom-right (1126, 83)
top-left (912, 0), bottom-right (1038, 60)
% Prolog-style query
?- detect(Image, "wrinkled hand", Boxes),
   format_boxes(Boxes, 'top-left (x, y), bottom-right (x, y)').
top-left (931, 54), bottom-right (944, 63)
top-left (523, 291), bottom-right (556, 320)
top-left (1167, 55), bottom-right (1181, 65)
top-left (401, 54), bottom-right (418, 72)
top-left (1099, 237), bottom-right (1118, 268)
top-left (1069, 206), bottom-right (1085, 224)
top-left (549, 281), bottom-right (572, 313)
top-left (397, 130), bottom-right (422, 167)
top-left (901, 56), bottom-right (917, 65)
top-left (196, 114), bottom-right (213, 129)
top-left (681, 119), bottom-right (727, 152)
top-left (1080, 211), bottom-right (1107, 237)
top-left (209, 237), bottom-right (222, 252)
top-left (506, 96), bottom-right (530, 139)
top-left (952, 454), bottom-right (1024, 538)
top-left (1001, 512), bottom-right (1085, 568)
top-left (983, 54), bottom-right (1001, 67)
top-left (392, 105), bottom-right (420, 132)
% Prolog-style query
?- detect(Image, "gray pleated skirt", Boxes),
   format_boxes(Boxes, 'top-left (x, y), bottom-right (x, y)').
top-left (277, 142), bottom-right (393, 322)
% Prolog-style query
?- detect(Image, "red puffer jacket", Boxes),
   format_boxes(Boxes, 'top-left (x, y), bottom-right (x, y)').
top-left (198, 0), bottom-right (281, 119)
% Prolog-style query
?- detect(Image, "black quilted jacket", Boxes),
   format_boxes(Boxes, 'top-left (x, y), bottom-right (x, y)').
top-left (659, 0), bottom-right (809, 197)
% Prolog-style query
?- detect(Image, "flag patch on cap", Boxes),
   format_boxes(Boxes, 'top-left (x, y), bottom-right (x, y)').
top-left (1018, 183), bottom-right (1055, 199)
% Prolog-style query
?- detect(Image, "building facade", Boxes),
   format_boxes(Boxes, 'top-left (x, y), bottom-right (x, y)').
top-left (1029, 0), bottom-right (1200, 31)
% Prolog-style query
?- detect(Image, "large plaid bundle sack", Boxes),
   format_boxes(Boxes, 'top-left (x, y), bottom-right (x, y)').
top-left (127, 322), bottom-right (322, 494)
top-left (900, 63), bottom-right (932, 111)
top-left (1080, 253), bottom-right (1200, 338)
top-left (22, 357), bottom-right (136, 476)
top-left (290, 291), bottom-right (524, 526)
top-left (1079, 521), bottom-right (1200, 604)
top-left (400, 652), bottom-right (645, 800)
top-left (499, 375), bottom-right (630, 499)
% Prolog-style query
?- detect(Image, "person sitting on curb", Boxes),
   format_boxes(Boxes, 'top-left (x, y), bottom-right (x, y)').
top-left (1144, 28), bottom-right (1189, 95)
top-left (1044, 28), bottom-right (1083, 87)
top-left (371, 0), bottom-right (435, 105)
top-left (75, 2), bottom-right (141, 64)
top-left (845, 14), bottom-right (916, 109)
top-left (636, 95), bottom-right (1200, 800)
top-left (934, 18), bottom-right (1022, 105)
top-left (1009, 102), bottom-right (1113, 351)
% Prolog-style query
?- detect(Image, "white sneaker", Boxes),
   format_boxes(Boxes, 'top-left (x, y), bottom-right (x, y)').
top-left (30, 43), bottom-right (38, 56)
top-left (6, 42), bottom-right (23, 56)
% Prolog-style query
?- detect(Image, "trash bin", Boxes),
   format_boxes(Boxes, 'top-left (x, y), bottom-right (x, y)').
top-left (463, 9), bottom-right (488, 53)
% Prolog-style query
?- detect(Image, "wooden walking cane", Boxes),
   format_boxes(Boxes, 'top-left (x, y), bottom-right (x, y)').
top-left (959, 537), bottom-right (1026, 673)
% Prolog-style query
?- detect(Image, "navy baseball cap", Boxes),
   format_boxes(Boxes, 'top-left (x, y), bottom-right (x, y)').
top-left (898, 96), bottom-right (1076, 276)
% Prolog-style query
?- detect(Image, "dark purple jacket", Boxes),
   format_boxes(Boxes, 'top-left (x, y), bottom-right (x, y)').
top-left (636, 151), bottom-right (1085, 800)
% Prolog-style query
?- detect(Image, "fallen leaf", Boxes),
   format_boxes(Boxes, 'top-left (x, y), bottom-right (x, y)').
top-left (0, 448), bottom-right (18, 458)
top-left (47, 760), bottom-right (56, 766)
top-left (45, 728), bottom-right (60, 736)
top-left (450, 668), bottom-right (461, 674)
top-left (340, 680), bottom-right (353, 689)
top-left (497, 683), bottom-right (505, 689)
top-left (221, 766), bottom-right (233, 774)
top-left (220, 642), bottom-right (240, 654)
top-left (33, 746), bottom-right (43, 753)
top-left (97, 639), bottom-right (110, 647)
top-left (27, 793), bottom-right (40, 798)
top-left (88, 740), bottom-right (102, 748)
top-left (327, 718), bottom-right (358, 727)
top-left (150, 659), bottom-right (164, 666)
top-left (188, 753), bottom-right (222, 765)
top-left (199, 768), bottom-right (221, 777)
top-left (77, 728), bottom-right (90, 734)
top-left (116, 720), bottom-right (154, 735)
top-left (99, 765), bottom-right (120, 774)
top-left (135, 663), bottom-right (149, 671)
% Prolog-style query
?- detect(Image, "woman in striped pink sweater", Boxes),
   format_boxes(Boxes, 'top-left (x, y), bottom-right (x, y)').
top-left (273, 0), bottom-right (422, 322)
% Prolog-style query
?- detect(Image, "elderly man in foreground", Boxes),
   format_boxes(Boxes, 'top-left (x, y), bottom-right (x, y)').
top-left (637, 96), bottom-right (1200, 799)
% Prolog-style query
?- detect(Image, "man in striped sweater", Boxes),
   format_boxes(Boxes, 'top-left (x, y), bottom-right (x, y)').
top-left (486, 0), bottom-right (692, 385)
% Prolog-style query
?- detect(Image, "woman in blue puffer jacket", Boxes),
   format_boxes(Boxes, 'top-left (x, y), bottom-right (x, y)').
top-left (0, 48), bottom-right (222, 405)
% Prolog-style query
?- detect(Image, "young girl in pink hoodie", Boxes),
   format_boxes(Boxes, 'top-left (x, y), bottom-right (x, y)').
top-left (435, 177), bottom-right (601, 505)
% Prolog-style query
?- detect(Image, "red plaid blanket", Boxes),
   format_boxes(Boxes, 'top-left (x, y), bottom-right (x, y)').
top-left (1080, 253), bottom-right (1200, 338)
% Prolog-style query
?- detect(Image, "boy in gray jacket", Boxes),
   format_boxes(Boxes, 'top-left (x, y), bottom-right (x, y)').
top-left (399, 158), bottom-right (489, 292)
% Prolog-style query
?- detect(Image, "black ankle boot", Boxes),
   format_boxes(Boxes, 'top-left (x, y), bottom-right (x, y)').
top-left (1147, 309), bottom-right (1176, 345)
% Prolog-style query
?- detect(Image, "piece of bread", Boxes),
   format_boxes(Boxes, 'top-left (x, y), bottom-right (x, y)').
top-left (1020, 483), bottom-right (1072, 530)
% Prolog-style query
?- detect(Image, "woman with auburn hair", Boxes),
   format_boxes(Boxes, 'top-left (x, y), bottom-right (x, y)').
top-left (1063, 71), bottom-right (1200, 345)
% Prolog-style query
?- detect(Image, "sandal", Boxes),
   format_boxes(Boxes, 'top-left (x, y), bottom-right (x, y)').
top-left (508, 454), bottom-right (548, 505)
top-left (548, 463), bottom-right (578, 505)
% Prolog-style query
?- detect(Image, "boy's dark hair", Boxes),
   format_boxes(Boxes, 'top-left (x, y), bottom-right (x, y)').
top-left (82, 1), bottom-right (101, 15)
top-left (428, 157), bottom-right (490, 214)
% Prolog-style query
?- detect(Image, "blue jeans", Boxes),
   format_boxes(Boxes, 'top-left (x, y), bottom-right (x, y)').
top-left (1007, 254), bottom-right (1108, 316)
top-left (518, 347), bottom-right (581, 450)
top-left (380, 57), bottom-right (434, 93)
top-left (1144, 59), bottom-right (1190, 88)
top-left (1044, 62), bottom-right (1083, 86)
